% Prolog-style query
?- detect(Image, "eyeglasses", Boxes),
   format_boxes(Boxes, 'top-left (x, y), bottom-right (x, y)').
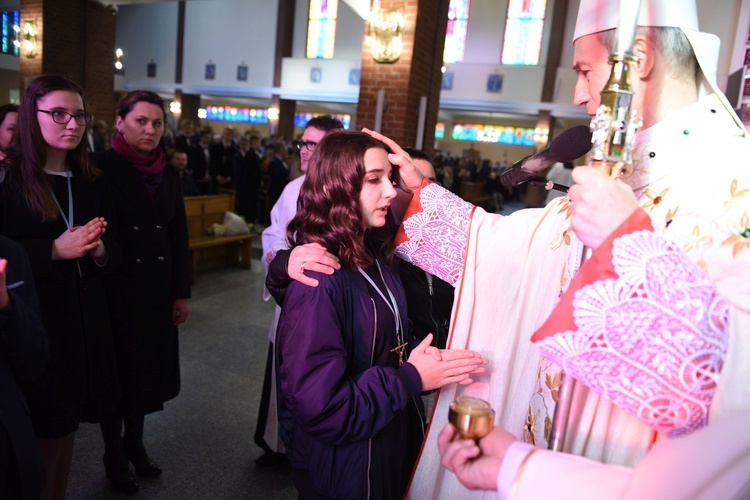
top-left (37, 109), bottom-right (93, 126)
top-left (296, 140), bottom-right (318, 152)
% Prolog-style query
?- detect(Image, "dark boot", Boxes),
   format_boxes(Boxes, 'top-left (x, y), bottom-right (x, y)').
top-left (100, 420), bottom-right (139, 494)
top-left (123, 416), bottom-right (162, 477)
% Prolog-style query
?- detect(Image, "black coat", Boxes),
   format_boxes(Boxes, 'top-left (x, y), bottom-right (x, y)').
top-left (267, 156), bottom-right (288, 209)
top-left (189, 143), bottom-right (212, 194)
top-left (209, 141), bottom-right (237, 183)
top-left (232, 151), bottom-right (261, 221)
top-left (95, 149), bottom-right (191, 417)
top-left (0, 167), bottom-right (121, 438)
top-left (0, 236), bottom-right (48, 500)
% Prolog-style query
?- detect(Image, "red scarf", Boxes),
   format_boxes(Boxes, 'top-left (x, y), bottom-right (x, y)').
top-left (112, 132), bottom-right (166, 197)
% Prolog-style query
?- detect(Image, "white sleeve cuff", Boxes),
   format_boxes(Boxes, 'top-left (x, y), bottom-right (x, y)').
top-left (497, 441), bottom-right (535, 500)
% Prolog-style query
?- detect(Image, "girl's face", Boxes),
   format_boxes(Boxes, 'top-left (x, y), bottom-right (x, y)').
top-left (36, 90), bottom-right (86, 154)
top-left (359, 147), bottom-right (397, 229)
top-left (0, 111), bottom-right (17, 151)
top-left (116, 101), bottom-right (164, 157)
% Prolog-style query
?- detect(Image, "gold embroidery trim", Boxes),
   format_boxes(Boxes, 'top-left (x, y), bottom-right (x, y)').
top-left (510, 448), bottom-right (540, 500)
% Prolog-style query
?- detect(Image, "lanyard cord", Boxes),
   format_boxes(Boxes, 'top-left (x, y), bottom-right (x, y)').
top-left (50, 166), bottom-right (74, 229)
top-left (357, 260), bottom-right (402, 337)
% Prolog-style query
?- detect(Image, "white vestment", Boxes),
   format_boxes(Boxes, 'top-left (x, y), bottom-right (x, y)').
top-left (401, 94), bottom-right (750, 498)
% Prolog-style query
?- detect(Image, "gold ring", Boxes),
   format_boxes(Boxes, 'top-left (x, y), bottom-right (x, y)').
top-left (300, 261), bottom-right (307, 272)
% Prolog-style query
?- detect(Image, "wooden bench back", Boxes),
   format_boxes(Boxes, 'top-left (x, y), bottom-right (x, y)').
top-left (460, 182), bottom-right (488, 201)
top-left (184, 193), bottom-right (237, 239)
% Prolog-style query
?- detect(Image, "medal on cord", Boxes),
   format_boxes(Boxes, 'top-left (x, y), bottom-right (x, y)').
top-left (358, 260), bottom-right (407, 366)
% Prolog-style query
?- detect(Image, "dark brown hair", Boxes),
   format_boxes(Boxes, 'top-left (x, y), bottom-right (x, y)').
top-left (116, 89), bottom-right (166, 121)
top-left (304, 115), bottom-right (344, 133)
top-left (6, 75), bottom-right (96, 220)
top-left (287, 130), bottom-right (396, 269)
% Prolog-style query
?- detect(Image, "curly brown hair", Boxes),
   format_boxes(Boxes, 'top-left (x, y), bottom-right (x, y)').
top-left (286, 130), bottom-right (396, 269)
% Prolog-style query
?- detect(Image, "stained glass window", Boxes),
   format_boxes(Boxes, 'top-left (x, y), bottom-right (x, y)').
top-left (1, 11), bottom-right (19, 56)
top-left (452, 123), bottom-right (535, 146)
top-left (307, 0), bottom-right (339, 59)
top-left (205, 106), bottom-right (269, 124)
top-left (435, 122), bottom-right (445, 139)
top-left (443, 0), bottom-right (470, 63)
top-left (294, 112), bottom-right (351, 130)
top-left (501, 0), bottom-right (547, 66)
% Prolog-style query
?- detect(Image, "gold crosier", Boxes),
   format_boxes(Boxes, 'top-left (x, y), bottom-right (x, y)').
top-left (547, 0), bottom-right (644, 452)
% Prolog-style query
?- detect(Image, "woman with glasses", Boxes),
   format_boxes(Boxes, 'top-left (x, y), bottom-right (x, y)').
top-left (0, 75), bottom-right (121, 498)
top-left (92, 90), bottom-right (190, 494)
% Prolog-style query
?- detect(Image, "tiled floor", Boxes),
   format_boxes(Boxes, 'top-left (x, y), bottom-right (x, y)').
top-left (66, 256), bottom-right (297, 499)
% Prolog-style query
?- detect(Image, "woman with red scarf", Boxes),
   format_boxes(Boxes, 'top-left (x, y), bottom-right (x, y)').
top-left (93, 90), bottom-right (190, 494)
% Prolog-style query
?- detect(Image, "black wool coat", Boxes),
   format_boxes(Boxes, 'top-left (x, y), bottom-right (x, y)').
top-left (0, 235), bottom-right (48, 500)
top-left (0, 166), bottom-right (121, 438)
top-left (94, 149), bottom-right (191, 417)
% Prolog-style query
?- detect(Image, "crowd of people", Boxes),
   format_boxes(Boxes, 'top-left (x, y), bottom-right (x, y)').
top-left (2, 0), bottom-right (750, 499)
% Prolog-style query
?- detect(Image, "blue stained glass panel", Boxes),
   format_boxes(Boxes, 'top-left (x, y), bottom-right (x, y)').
top-left (294, 112), bottom-right (350, 130)
top-left (1, 11), bottom-right (20, 56)
top-left (451, 123), bottom-right (534, 147)
top-left (205, 106), bottom-right (269, 124)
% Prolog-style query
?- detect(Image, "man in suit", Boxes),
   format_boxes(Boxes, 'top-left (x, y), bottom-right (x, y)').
top-left (190, 129), bottom-right (213, 195)
top-left (171, 149), bottom-right (199, 197)
top-left (0, 235), bottom-right (49, 499)
top-left (266, 142), bottom-right (289, 212)
top-left (174, 119), bottom-right (197, 153)
top-left (210, 127), bottom-right (237, 189)
top-left (233, 135), bottom-right (261, 222)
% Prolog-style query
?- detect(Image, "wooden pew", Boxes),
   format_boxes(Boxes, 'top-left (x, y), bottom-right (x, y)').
top-left (184, 193), bottom-right (257, 283)
top-left (459, 181), bottom-right (493, 209)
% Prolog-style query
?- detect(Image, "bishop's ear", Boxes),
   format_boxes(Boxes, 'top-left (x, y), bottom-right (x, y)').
top-left (631, 35), bottom-right (656, 80)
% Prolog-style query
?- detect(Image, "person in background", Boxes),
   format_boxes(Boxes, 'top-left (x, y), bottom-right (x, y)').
top-left (0, 104), bottom-right (18, 155)
top-left (174, 118), bottom-right (196, 153)
top-left (0, 236), bottom-right (49, 500)
top-left (170, 148), bottom-right (199, 197)
top-left (266, 130), bottom-right (488, 499)
top-left (0, 75), bottom-right (120, 499)
top-left (266, 141), bottom-right (289, 212)
top-left (93, 90), bottom-right (191, 494)
top-left (91, 120), bottom-right (109, 153)
top-left (233, 135), bottom-right (261, 222)
top-left (0, 103), bottom-right (18, 181)
top-left (397, 148), bottom-right (454, 349)
top-left (210, 127), bottom-right (237, 189)
top-left (190, 129), bottom-right (213, 195)
top-left (544, 161), bottom-right (575, 205)
top-left (254, 115), bottom-right (343, 467)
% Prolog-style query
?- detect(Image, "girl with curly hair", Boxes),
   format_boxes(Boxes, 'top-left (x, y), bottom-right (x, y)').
top-left (268, 130), bottom-right (486, 499)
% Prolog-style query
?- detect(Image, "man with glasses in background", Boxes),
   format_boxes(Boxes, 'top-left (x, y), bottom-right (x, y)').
top-left (254, 115), bottom-right (343, 466)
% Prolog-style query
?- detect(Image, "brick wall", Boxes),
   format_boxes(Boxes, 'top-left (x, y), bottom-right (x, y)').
top-left (84, 2), bottom-right (116, 127)
top-left (19, 0), bottom-right (116, 126)
top-left (356, 0), bottom-right (449, 153)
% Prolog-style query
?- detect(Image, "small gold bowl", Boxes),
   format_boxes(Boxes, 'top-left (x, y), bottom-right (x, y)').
top-left (448, 396), bottom-right (495, 440)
